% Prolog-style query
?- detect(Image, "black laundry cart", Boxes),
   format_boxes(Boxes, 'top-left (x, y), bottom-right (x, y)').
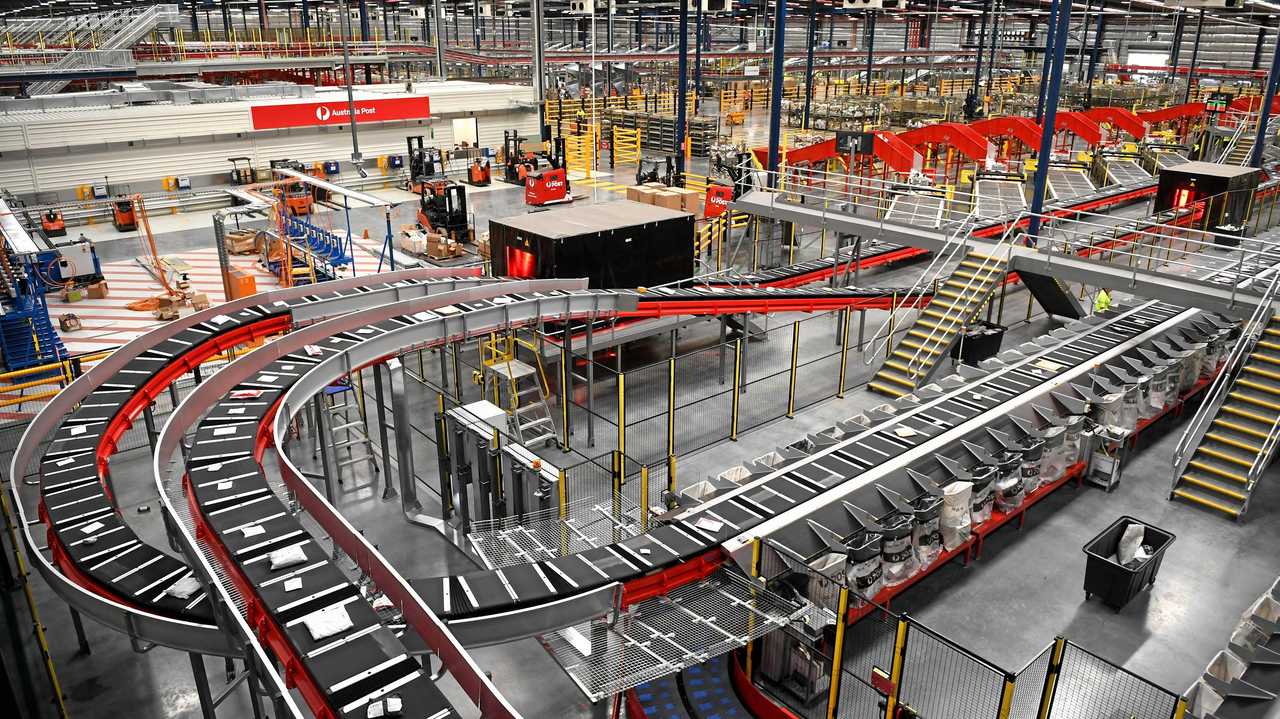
top-left (1083, 515), bottom-right (1176, 611)
top-left (950, 320), bottom-right (1007, 365)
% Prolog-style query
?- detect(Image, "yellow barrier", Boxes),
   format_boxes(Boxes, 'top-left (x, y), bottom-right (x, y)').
top-left (564, 129), bottom-right (597, 179)
top-left (613, 127), bottom-right (641, 166)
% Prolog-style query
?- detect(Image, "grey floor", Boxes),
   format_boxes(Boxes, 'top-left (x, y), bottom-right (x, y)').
top-left (5, 111), bottom-right (1278, 719)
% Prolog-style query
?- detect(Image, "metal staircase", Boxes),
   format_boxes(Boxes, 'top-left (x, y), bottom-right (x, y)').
top-left (869, 247), bottom-right (1008, 397)
top-left (23, 4), bottom-right (178, 96)
top-left (1172, 272), bottom-right (1280, 520)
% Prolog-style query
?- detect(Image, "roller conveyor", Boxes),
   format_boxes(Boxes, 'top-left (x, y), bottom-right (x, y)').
top-left (26, 273), bottom-right (489, 637)
top-left (973, 179), bottom-right (1027, 219)
top-left (623, 284), bottom-right (934, 317)
top-left (1047, 165), bottom-right (1097, 200)
top-left (1105, 158), bottom-right (1153, 186)
top-left (885, 191), bottom-right (947, 229)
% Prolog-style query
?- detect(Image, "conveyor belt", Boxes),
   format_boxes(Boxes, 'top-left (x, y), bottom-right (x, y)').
top-left (1105, 159), bottom-right (1153, 186)
top-left (1047, 166), bottom-right (1096, 200)
top-left (622, 284), bottom-right (934, 317)
top-left (973, 179), bottom-right (1027, 219)
top-left (255, 296), bottom-right (1202, 627)
top-left (1153, 151), bottom-right (1189, 170)
top-left (702, 239), bottom-right (928, 290)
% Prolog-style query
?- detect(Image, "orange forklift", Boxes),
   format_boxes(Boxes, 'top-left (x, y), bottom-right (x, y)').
top-left (467, 157), bottom-right (492, 187)
top-left (416, 179), bottom-right (469, 241)
top-left (112, 198), bottom-right (137, 231)
top-left (41, 209), bottom-right (66, 237)
top-left (269, 159), bottom-right (315, 215)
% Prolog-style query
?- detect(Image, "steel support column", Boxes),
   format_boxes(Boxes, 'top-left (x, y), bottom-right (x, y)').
top-left (1035, 0), bottom-right (1058, 124)
top-left (676, 0), bottom-right (690, 176)
top-left (372, 364), bottom-right (396, 501)
top-left (1084, 13), bottom-right (1104, 107)
top-left (973, 0), bottom-right (989, 91)
top-left (191, 1), bottom-right (201, 35)
top-left (864, 10), bottom-right (876, 94)
top-left (766, 0), bottom-right (788, 183)
top-left (358, 0), bottom-right (370, 41)
top-left (432, 0), bottom-right (446, 79)
top-left (1254, 26), bottom-right (1267, 72)
top-left (532, 0), bottom-right (548, 139)
top-left (1075, 0), bottom-right (1091, 82)
top-left (803, 0), bottom-right (818, 129)
top-left (1028, 0), bottom-right (1073, 241)
top-left (1169, 11), bottom-right (1186, 82)
top-left (301, 0), bottom-right (310, 30)
top-left (1184, 9), bottom-right (1204, 105)
top-left (694, 0), bottom-right (704, 113)
top-left (1251, 23), bottom-right (1280, 168)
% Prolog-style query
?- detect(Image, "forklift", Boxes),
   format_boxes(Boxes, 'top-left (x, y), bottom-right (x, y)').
top-left (416, 179), bottom-right (470, 242)
top-left (111, 198), bottom-right (137, 231)
top-left (406, 136), bottom-right (443, 193)
top-left (524, 136), bottom-right (573, 206)
top-left (41, 209), bottom-right (66, 237)
top-left (269, 159), bottom-right (315, 216)
top-left (636, 156), bottom-right (674, 186)
top-left (467, 157), bottom-right (492, 187)
top-left (502, 130), bottom-right (537, 185)
top-left (228, 156), bottom-right (255, 185)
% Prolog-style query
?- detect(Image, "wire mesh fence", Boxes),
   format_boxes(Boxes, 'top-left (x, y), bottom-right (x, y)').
top-left (896, 620), bottom-right (1008, 719)
top-left (1047, 641), bottom-right (1181, 719)
top-left (1009, 643), bottom-right (1053, 719)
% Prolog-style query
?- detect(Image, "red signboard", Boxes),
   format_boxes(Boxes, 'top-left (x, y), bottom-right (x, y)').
top-left (704, 184), bottom-right (734, 218)
top-left (249, 96), bottom-right (430, 130)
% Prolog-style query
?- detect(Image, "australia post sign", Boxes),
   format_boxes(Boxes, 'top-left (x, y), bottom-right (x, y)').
top-left (249, 96), bottom-right (430, 131)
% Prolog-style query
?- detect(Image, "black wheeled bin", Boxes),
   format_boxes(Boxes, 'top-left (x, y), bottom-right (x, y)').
top-left (950, 320), bottom-right (1007, 365)
top-left (1082, 516), bottom-right (1175, 611)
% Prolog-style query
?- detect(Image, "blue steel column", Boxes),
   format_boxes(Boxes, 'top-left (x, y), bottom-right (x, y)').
top-left (191, 1), bottom-right (200, 34)
top-left (676, 0), bottom-right (690, 176)
top-left (802, 0), bottom-right (817, 129)
top-left (358, 0), bottom-right (370, 41)
top-left (1034, 0), bottom-right (1058, 124)
top-left (1250, 25), bottom-right (1280, 168)
top-left (1183, 9), bottom-right (1204, 105)
top-left (1168, 11), bottom-right (1186, 81)
top-left (1028, 0), bottom-right (1072, 241)
top-left (1084, 11), bottom-right (1104, 107)
top-left (301, 0), bottom-right (310, 30)
top-left (973, 0), bottom-right (988, 90)
top-left (694, 0), bottom-right (704, 113)
top-left (766, 0), bottom-right (788, 185)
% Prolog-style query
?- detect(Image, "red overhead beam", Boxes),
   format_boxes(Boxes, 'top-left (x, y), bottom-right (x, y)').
top-left (1053, 111), bottom-right (1104, 146)
top-left (1084, 106), bottom-right (1147, 140)
top-left (897, 122), bottom-right (995, 162)
top-left (969, 116), bottom-right (1044, 148)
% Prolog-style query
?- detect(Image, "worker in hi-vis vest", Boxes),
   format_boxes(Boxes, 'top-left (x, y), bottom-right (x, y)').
top-left (1093, 288), bottom-right (1112, 314)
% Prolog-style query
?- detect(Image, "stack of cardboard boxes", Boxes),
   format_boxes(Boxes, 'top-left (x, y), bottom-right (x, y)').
top-left (224, 229), bottom-right (261, 255)
top-left (625, 182), bottom-right (703, 217)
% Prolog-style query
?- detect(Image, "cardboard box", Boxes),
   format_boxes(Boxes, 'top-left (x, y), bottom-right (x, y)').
top-left (625, 185), bottom-right (645, 202)
top-left (633, 187), bottom-right (658, 204)
top-left (58, 314), bottom-right (81, 332)
top-left (673, 187), bottom-right (701, 213)
top-left (61, 287), bottom-right (83, 303)
top-left (227, 268), bottom-right (256, 300)
top-left (225, 229), bottom-right (257, 255)
top-left (189, 293), bottom-right (210, 311)
top-left (86, 281), bottom-right (108, 299)
top-left (652, 190), bottom-right (682, 210)
top-left (153, 295), bottom-right (181, 321)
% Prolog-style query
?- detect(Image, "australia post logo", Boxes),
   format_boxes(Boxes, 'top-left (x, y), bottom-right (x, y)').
top-left (250, 97), bottom-right (431, 130)
top-left (704, 184), bottom-right (734, 218)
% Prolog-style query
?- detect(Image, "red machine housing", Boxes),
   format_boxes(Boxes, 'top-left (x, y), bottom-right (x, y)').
top-left (525, 166), bottom-right (572, 206)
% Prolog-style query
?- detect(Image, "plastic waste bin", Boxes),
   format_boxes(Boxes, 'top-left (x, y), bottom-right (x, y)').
top-left (950, 320), bottom-right (1007, 365)
top-left (1082, 516), bottom-right (1175, 611)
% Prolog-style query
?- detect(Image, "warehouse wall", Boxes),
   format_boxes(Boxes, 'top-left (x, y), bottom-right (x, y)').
top-left (0, 84), bottom-right (540, 199)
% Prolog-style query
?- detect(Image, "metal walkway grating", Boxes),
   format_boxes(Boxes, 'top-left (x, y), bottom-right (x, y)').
top-left (974, 179), bottom-right (1027, 218)
top-left (538, 567), bottom-right (804, 702)
top-left (467, 494), bottom-right (645, 569)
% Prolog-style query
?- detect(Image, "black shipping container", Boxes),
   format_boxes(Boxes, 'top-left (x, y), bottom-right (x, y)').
top-left (488, 200), bottom-right (695, 289)
top-left (1155, 161), bottom-right (1261, 242)
top-left (1082, 515), bottom-right (1175, 611)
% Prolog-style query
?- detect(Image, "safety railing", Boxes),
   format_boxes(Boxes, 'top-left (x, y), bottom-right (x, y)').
top-left (1172, 265), bottom-right (1280, 484)
top-left (862, 212), bottom-right (978, 364)
top-left (900, 215), bottom-right (1019, 382)
top-left (740, 162), bottom-right (1280, 307)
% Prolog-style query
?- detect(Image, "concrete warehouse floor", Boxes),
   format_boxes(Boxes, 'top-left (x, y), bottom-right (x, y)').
top-left (5, 109), bottom-right (1277, 719)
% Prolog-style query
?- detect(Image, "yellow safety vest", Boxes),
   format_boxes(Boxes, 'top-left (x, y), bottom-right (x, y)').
top-left (1094, 289), bottom-right (1112, 314)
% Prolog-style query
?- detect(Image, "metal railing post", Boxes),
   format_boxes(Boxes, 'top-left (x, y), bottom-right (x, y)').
top-left (617, 373), bottom-right (626, 456)
top-left (884, 615), bottom-right (910, 719)
top-left (1036, 637), bottom-right (1068, 719)
top-left (730, 338), bottom-right (743, 440)
top-left (667, 357), bottom-right (676, 457)
top-left (824, 586), bottom-right (851, 719)
top-left (996, 673), bottom-right (1017, 719)
top-left (786, 321), bottom-right (800, 417)
top-left (837, 308), bottom-right (852, 398)
top-left (640, 465), bottom-right (650, 529)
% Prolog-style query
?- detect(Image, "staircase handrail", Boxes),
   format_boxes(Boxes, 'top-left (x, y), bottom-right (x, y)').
top-left (1172, 268), bottom-right (1280, 483)
top-left (861, 213), bottom-right (978, 365)
top-left (897, 211), bottom-right (1023, 380)
top-left (1216, 119), bottom-right (1248, 164)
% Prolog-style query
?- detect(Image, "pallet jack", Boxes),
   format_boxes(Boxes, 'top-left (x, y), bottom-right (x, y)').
top-left (524, 137), bottom-right (572, 207)
top-left (467, 158), bottom-right (492, 187)
top-left (111, 198), bottom-right (137, 231)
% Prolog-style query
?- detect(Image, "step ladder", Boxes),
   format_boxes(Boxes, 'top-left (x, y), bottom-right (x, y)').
top-left (315, 386), bottom-right (378, 483)
top-left (480, 335), bottom-right (558, 448)
top-left (869, 250), bottom-right (1007, 397)
top-left (1172, 314), bottom-right (1280, 520)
